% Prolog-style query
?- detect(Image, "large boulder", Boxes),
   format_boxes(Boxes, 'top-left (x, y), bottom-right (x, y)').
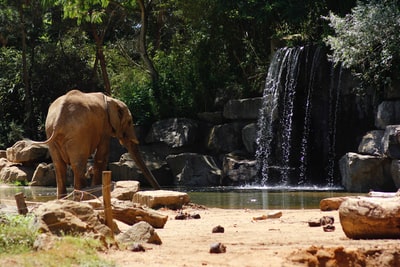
top-left (145, 118), bottom-right (199, 148)
top-left (375, 101), bottom-right (400, 129)
top-left (339, 152), bottom-right (393, 192)
top-left (242, 123), bottom-right (258, 154)
top-left (339, 196), bottom-right (400, 239)
top-left (357, 130), bottom-right (384, 156)
top-left (110, 180), bottom-right (140, 200)
top-left (30, 163), bottom-right (74, 187)
top-left (223, 97), bottom-right (263, 120)
top-left (109, 152), bottom-right (172, 186)
top-left (33, 199), bottom-right (115, 239)
top-left (207, 122), bottom-right (246, 153)
top-left (6, 140), bottom-right (50, 164)
top-left (390, 160), bottom-right (400, 189)
top-left (382, 125), bottom-right (400, 159)
top-left (223, 154), bottom-right (258, 184)
top-left (166, 153), bottom-right (221, 186)
top-left (0, 164), bottom-right (34, 184)
top-left (133, 190), bottom-right (190, 210)
top-left (116, 221), bottom-right (162, 245)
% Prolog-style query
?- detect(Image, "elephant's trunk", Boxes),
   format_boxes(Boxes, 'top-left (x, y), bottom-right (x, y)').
top-left (128, 143), bottom-right (161, 190)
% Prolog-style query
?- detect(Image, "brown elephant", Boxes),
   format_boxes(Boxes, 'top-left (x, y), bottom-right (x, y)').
top-left (44, 89), bottom-right (160, 198)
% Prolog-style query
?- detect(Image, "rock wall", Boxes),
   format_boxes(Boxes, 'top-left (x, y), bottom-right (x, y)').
top-left (340, 100), bottom-right (400, 192)
top-left (0, 98), bottom-right (262, 188)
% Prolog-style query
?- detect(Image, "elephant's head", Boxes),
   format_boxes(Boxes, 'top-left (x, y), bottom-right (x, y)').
top-left (107, 97), bottom-right (160, 189)
top-left (107, 97), bottom-right (139, 146)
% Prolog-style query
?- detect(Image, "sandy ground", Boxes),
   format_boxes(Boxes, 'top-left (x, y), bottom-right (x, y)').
top-left (101, 206), bottom-right (400, 267)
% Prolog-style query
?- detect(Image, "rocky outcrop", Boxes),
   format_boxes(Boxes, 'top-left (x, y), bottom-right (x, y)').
top-left (339, 153), bottom-right (393, 192)
top-left (340, 103), bottom-right (400, 192)
top-left (1, 97), bottom-right (261, 188)
top-left (339, 196), bottom-right (400, 239)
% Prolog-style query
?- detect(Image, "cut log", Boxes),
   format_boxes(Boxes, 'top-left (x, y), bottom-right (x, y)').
top-left (112, 203), bottom-right (168, 229)
top-left (339, 197), bottom-right (400, 239)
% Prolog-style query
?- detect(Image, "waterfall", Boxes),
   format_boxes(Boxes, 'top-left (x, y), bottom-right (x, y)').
top-left (326, 64), bottom-right (343, 186)
top-left (256, 47), bottom-right (303, 186)
top-left (298, 47), bottom-right (322, 185)
top-left (256, 46), bottom-right (345, 187)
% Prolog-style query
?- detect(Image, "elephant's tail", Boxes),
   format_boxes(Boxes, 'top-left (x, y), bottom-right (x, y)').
top-left (30, 127), bottom-right (57, 145)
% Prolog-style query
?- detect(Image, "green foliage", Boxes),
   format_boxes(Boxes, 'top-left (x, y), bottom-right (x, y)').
top-left (0, 214), bottom-right (38, 254)
top-left (324, 0), bottom-right (400, 93)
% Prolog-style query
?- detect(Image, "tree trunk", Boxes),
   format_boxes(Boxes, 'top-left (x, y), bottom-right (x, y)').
top-left (137, 0), bottom-right (159, 87)
top-left (92, 26), bottom-right (111, 95)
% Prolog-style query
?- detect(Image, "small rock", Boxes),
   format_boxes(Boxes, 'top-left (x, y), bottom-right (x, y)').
top-left (129, 243), bottom-right (146, 252)
top-left (209, 242), bottom-right (226, 254)
top-left (308, 219), bottom-right (321, 227)
top-left (320, 216), bottom-right (334, 226)
top-left (212, 225), bottom-right (225, 233)
top-left (323, 225), bottom-right (335, 232)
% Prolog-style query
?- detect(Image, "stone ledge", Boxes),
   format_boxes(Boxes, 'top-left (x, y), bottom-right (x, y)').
top-left (133, 190), bottom-right (190, 209)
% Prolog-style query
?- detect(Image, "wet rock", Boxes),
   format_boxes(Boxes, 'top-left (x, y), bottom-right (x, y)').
top-left (133, 190), bottom-right (190, 210)
top-left (339, 152), bottom-right (393, 192)
top-left (207, 122), bottom-right (246, 153)
top-left (242, 123), bottom-right (258, 154)
top-left (117, 221), bottom-right (162, 245)
top-left (223, 97), bottom-right (263, 120)
top-left (383, 125), bottom-right (400, 159)
top-left (223, 154), bottom-right (257, 184)
top-left (375, 101), bottom-right (400, 129)
top-left (166, 153), bottom-right (221, 186)
top-left (145, 118), bottom-right (199, 148)
top-left (209, 242), bottom-right (226, 253)
top-left (358, 130), bottom-right (384, 156)
top-left (339, 197), bottom-right (400, 239)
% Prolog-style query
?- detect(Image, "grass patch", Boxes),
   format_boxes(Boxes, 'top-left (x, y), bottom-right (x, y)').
top-left (0, 213), bottom-right (114, 267)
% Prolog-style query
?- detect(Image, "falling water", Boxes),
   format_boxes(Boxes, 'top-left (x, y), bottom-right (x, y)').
top-left (256, 47), bottom-right (303, 185)
top-left (326, 64), bottom-right (343, 186)
top-left (298, 47), bottom-right (322, 185)
top-left (256, 46), bottom-right (347, 187)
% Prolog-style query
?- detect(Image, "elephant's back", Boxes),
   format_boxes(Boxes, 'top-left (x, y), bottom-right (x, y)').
top-left (45, 89), bottom-right (106, 138)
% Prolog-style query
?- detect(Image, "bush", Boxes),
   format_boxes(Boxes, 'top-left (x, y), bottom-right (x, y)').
top-left (324, 0), bottom-right (400, 94)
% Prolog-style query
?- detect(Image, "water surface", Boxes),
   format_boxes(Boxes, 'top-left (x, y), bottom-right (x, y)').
top-left (0, 184), bottom-right (363, 209)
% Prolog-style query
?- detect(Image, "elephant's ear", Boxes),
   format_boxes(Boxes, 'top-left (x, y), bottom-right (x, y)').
top-left (107, 98), bottom-right (124, 138)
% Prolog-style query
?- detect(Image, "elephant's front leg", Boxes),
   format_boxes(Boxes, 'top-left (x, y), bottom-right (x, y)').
top-left (92, 138), bottom-right (110, 186)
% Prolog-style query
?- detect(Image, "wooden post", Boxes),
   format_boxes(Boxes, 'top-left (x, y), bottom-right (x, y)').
top-left (102, 171), bottom-right (114, 237)
top-left (14, 192), bottom-right (28, 215)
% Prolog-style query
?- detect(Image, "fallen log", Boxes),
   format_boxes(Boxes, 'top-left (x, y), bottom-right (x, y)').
top-left (112, 204), bottom-right (168, 229)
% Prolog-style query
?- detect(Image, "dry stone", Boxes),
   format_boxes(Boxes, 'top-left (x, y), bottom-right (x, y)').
top-left (0, 150), bottom-right (6, 158)
top-left (133, 190), bottom-right (190, 209)
top-left (116, 221), bottom-right (162, 245)
top-left (6, 140), bottom-right (50, 164)
top-left (0, 164), bottom-right (33, 184)
top-left (111, 180), bottom-right (140, 200)
top-left (339, 197), bottom-right (400, 239)
top-left (33, 199), bottom-right (115, 239)
top-left (319, 197), bottom-right (351, 211)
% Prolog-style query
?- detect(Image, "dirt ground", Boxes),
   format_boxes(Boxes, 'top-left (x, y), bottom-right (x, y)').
top-left (101, 206), bottom-right (400, 267)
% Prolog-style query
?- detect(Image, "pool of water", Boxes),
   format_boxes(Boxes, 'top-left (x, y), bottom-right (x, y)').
top-left (0, 184), bottom-right (363, 209)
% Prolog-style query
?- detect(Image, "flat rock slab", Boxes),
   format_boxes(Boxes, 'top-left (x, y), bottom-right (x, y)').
top-left (133, 190), bottom-right (190, 209)
top-left (339, 196), bottom-right (400, 239)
